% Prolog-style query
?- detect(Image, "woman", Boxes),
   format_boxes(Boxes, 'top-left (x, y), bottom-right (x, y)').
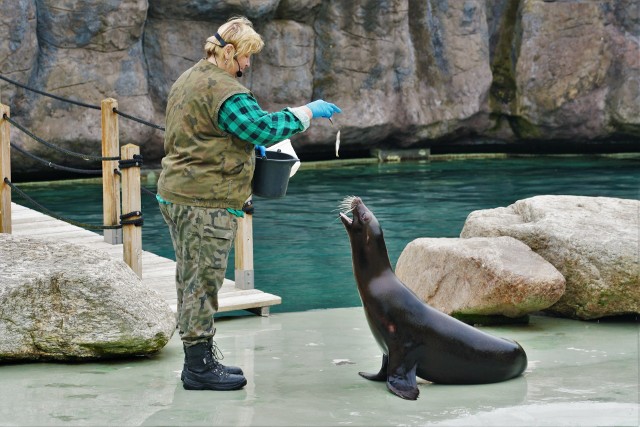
top-left (157, 16), bottom-right (341, 391)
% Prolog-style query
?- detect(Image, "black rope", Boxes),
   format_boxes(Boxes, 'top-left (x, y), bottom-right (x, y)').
top-left (242, 200), bottom-right (254, 215)
top-left (4, 114), bottom-right (120, 162)
top-left (113, 108), bottom-right (165, 131)
top-left (0, 74), bottom-right (165, 132)
top-left (120, 211), bottom-right (143, 226)
top-left (5, 178), bottom-right (121, 230)
top-left (141, 185), bottom-right (156, 198)
top-left (0, 74), bottom-right (101, 110)
top-left (119, 154), bottom-right (143, 169)
top-left (10, 143), bottom-right (102, 175)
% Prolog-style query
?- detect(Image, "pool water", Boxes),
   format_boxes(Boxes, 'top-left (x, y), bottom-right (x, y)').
top-left (13, 156), bottom-right (640, 313)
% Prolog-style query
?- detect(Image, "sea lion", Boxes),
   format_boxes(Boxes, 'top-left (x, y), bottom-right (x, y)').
top-left (339, 196), bottom-right (528, 400)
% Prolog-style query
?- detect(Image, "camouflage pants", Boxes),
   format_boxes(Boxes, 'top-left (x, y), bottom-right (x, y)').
top-left (160, 203), bottom-right (237, 345)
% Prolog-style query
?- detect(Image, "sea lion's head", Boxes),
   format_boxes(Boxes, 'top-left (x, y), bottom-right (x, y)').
top-left (339, 196), bottom-right (390, 277)
top-left (339, 196), bottom-right (383, 241)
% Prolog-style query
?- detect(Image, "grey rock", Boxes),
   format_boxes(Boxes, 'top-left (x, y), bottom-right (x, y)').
top-left (460, 195), bottom-right (640, 320)
top-left (148, 0), bottom-right (280, 20)
top-left (36, 0), bottom-right (147, 51)
top-left (395, 236), bottom-right (565, 318)
top-left (0, 234), bottom-right (176, 362)
top-left (0, 0), bottom-right (38, 101)
top-left (1, 0), bottom-right (638, 176)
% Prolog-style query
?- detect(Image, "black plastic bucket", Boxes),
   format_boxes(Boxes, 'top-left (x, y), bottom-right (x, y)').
top-left (252, 151), bottom-right (299, 198)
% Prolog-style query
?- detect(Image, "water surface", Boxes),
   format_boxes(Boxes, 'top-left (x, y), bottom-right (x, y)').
top-left (14, 156), bottom-right (639, 313)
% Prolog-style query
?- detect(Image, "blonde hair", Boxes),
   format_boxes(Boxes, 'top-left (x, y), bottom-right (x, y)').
top-left (205, 16), bottom-right (264, 58)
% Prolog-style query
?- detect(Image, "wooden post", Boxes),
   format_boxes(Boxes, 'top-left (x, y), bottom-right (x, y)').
top-left (234, 214), bottom-right (254, 290)
top-left (120, 144), bottom-right (142, 278)
top-left (0, 103), bottom-right (10, 234)
top-left (101, 98), bottom-right (121, 244)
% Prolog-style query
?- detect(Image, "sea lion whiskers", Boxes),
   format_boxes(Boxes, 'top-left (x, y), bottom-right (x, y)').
top-left (338, 196), bottom-right (359, 215)
top-left (337, 196), bottom-right (361, 226)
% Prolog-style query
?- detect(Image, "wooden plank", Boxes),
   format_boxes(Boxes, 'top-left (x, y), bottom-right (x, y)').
top-left (120, 144), bottom-right (142, 277)
top-left (0, 104), bottom-right (11, 234)
top-left (101, 98), bottom-right (121, 245)
top-left (10, 210), bottom-right (43, 220)
top-left (141, 269), bottom-right (179, 279)
top-left (12, 228), bottom-right (96, 239)
top-left (13, 221), bottom-right (83, 232)
top-left (234, 214), bottom-right (254, 289)
top-left (140, 253), bottom-right (172, 266)
top-left (12, 216), bottom-right (62, 225)
top-left (217, 293), bottom-right (282, 312)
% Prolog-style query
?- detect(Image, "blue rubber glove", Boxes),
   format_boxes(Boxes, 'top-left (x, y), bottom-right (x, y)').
top-left (255, 145), bottom-right (266, 158)
top-left (306, 100), bottom-right (342, 119)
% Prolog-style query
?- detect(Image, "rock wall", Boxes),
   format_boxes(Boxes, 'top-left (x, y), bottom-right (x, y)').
top-left (1, 0), bottom-right (638, 175)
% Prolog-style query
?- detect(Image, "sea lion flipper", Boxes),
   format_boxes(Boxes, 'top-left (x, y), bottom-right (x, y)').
top-left (358, 354), bottom-right (388, 382)
top-left (386, 355), bottom-right (419, 400)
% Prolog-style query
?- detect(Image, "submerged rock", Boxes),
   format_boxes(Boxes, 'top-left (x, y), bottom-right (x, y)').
top-left (395, 236), bottom-right (565, 319)
top-left (0, 234), bottom-right (176, 362)
top-left (461, 195), bottom-right (640, 320)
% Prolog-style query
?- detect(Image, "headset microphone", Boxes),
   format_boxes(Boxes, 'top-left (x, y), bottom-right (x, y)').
top-left (235, 58), bottom-right (243, 77)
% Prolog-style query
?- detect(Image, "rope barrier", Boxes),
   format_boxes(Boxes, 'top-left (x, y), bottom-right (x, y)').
top-left (1, 73), bottom-right (160, 233)
top-left (4, 114), bottom-right (119, 162)
top-left (0, 74), bottom-right (101, 110)
top-left (140, 185), bottom-right (156, 198)
top-left (119, 154), bottom-right (143, 169)
top-left (10, 143), bottom-right (102, 175)
top-left (113, 108), bottom-right (165, 131)
top-left (113, 168), bottom-right (157, 198)
top-left (0, 74), bottom-right (165, 132)
top-left (5, 178), bottom-right (122, 230)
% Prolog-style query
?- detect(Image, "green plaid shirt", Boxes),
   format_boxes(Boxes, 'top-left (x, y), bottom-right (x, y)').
top-left (218, 93), bottom-right (307, 146)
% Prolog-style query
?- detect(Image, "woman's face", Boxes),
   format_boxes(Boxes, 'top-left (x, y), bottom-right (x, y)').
top-left (234, 54), bottom-right (251, 76)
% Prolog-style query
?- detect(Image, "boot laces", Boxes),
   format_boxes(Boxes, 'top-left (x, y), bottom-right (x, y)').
top-left (210, 339), bottom-right (225, 362)
top-left (210, 329), bottom-right (227, 366)
top-left (201, 332), bottom-right (228, 377)
top-left (210, 340), bottom-right (228, 376)
top-left (202, 347), bottom-right (227, 377)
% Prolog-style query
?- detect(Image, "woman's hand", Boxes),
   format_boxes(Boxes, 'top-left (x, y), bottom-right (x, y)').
top-left (305, 100), bottom-right (342, 119)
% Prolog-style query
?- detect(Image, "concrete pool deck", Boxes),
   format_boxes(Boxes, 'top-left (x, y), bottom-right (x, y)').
top-left (0, 307), bottom-right (638, 426)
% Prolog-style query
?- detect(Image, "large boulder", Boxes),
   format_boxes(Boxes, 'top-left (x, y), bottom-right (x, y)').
top-left (395, 236), bottom-right (565, 319)
top-left (0, 233), bottom-right (176, 362)
top-left (460, 195), bottom-right (639, 320)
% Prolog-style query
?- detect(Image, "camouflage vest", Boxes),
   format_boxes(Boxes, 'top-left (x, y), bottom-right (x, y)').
top-left (157, 59), bottom-right (255, 209)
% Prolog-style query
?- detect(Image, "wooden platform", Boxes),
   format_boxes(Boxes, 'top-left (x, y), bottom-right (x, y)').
top-left (9, 202), bottom-right (281, 315)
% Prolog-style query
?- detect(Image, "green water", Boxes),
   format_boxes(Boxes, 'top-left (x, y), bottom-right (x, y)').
top-left (13, 156), bottom-right (640, 313)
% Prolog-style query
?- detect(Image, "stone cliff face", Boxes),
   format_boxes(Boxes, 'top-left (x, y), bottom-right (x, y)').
top-left (1, 0), bottom-right (638, 175)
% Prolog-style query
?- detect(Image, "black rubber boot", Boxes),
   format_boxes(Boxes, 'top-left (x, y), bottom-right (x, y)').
top-left (181, 339), bottom-right (243, 380)
top-left (182, 342), bottom-right (247, 391)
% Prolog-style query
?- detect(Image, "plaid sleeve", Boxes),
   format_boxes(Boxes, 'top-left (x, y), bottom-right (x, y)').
top-left (218, 93), bottom-right (305, 146)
